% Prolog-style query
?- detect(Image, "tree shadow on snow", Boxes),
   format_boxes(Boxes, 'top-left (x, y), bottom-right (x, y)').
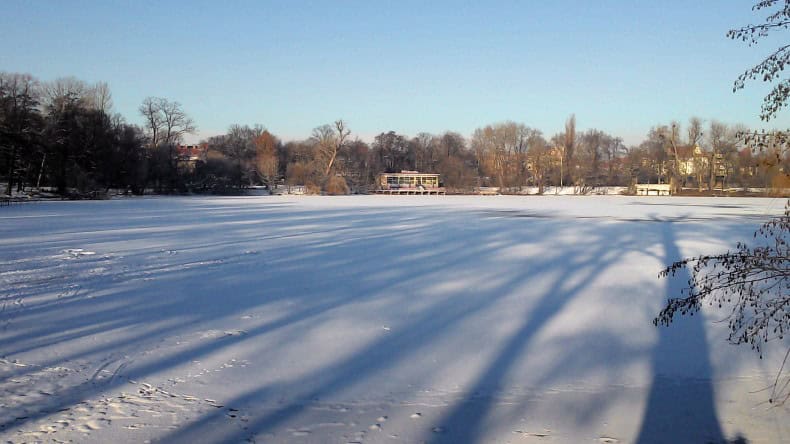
top-left (634, 219), bottom-right (726, 444)
top-left (0, 198), bottom-right (759, 443)
top-left (1, 200), bottom-right (547, 433)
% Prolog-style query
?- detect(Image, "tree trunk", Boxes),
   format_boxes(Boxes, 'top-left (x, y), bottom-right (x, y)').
top-left (5, 145), bottom-right (15, 196)
top-left (36, 153), bottom-right (46, 189)
top-left (324, 149), bottom-right (337, 178)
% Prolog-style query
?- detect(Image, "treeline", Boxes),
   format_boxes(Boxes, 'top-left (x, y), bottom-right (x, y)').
top-left (1, 71), bottom-right (788, 197)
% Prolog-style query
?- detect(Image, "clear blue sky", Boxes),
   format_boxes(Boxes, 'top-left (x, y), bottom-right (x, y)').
top-left (2, 0), bottom-right (787, 145)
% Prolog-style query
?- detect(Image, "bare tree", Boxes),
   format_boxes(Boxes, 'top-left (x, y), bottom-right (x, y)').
top-left (708, 121), bottom-right (728, 190)
top-left (138, 97), bottom-right (195, 148)
top-left (371, 130), bottom-right (411, 174)
top-left (434, 132), bottom-right (473, 190)
top-left (138, 97), bottom-right (196, 192)
top-left (577, 130), bottom-right (625, 187)
top-left (513, 124), bottom-right (535, 188)
top-left (255, 130), bottom-right (280, 188)
top-left (636, 127), bottom-right (666, 184)
top-left (43, 77), bottom-right (88, 112)
top-left (563, 115), bottom-right (577, 186)
top-left (658, 122), bottom-right (684, 193)
top-left (471, 121), bottom-right (535, 190)
top-left (740, 130), bottom-right (790, 190)
top-left (87, 82), bottom-right (113, 114)
top-left (728, 0), bottom-right (790, 120)
top-left (685, 118), bottom-right (706, 190)
top-left (311, 125), bottom-right (333, 175)
top-left (687, 117), bottom-right (704, 147)
top-left (412, 132), bottom-right (436, 173)
top-left (580, 129), bottom-right (604, 186)
top-left (312, 119), bottom-right (350, 179)
top-left (220, 124), bottom-right (263, 188)
top-left (139, 97), bottom-right (163, 148)
top-left (526, 132), bottom-right (550, 193)
top-left (471, 125), bottom-right (496, 187)
top-left (160, 99), bottom-right (196, 146)
top-left (603, 135), bottom-right (625, 185)
top-left (0, 73), bottom-right (42, 195)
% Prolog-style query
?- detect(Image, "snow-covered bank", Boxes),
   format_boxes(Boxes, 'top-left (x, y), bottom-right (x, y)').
top-left (1, 196), bottom-right (788, 443)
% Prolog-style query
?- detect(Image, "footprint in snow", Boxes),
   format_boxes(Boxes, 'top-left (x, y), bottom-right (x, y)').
top-left (64, 248), bottom-right (96, 258)
top-left (514, 430), bottom-right (551, 438)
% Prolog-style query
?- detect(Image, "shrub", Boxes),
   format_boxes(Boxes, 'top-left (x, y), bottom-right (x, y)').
top-left (325, 176), bottom-right (349, 195)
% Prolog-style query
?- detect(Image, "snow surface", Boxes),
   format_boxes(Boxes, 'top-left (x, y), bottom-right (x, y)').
top-left (0, 195), bottom-right (788, 444)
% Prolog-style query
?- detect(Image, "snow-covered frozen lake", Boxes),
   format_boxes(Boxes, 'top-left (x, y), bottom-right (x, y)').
top-left (1, 195), bottom-right (788, 443)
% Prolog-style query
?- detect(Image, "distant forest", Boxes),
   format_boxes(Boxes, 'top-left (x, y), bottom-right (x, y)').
top-left (1, 72), bottom-right (788, 197)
